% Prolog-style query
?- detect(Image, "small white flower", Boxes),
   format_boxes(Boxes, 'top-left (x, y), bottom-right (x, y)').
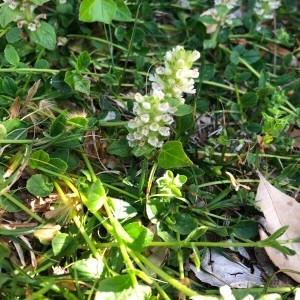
top-left (158, 102), bottom-right (170, 112)
top-left (161, 114), bottom-right (174, 125)
top-left (135, 93), bottom-right (144, 103)
top-left (159, 127), bottom-right (170, 136)
top-left (8, 0), bottom-right (18, 10)
top-left (140, 114), bottom-right (150, 123)
top-left (141, 126), bottom-right (149, 135)
top-left (28, 23), bottom-right (37, 31)
top-left (152, 89), bottom-right (165, 100)
top-left (149, 123), bottom-right (159, 131)
top-left (133, 132), bottom-right (143, 140)
top-left (142, 101), bottom-right (151, 110)
top-left (148, 136), bottom-right (159, 147)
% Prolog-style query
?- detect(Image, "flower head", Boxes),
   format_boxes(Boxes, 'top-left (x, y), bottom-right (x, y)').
top-left (127, 46), bottom-right (200, 156)
top-left (149, 46), bottom-right (200, 105)
top-left (127, 91), bottom-right (175, 154)
top-left (254, 0), bottom-right (281, 20)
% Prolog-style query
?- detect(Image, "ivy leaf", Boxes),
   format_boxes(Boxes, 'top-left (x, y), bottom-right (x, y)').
top-left (158, 141), bottom-right (193, 169)
top-left (113, 0), bottom-right (132, 21)
top-left (79, 0), bottom-right (117, 24)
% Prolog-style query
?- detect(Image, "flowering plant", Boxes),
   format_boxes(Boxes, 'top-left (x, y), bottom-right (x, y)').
top-left (126, 46), bottom-right (200, 157)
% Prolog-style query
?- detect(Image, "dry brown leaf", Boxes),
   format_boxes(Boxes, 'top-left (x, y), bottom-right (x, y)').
top-left (256, 171), bottom-right (300, 282)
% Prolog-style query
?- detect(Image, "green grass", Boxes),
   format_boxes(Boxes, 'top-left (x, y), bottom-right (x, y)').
top-left (0, 0), bottom-right (299, 299)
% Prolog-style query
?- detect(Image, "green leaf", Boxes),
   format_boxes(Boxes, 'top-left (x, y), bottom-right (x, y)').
top-left (167, 212), bottom-right (198, 235)
top-left (0, 196), bottom-right (20, 213)
top-left (49, 114), bottom-right (67, 137)
top-left (45, 158), bottom-right (68, 173)
top-left (0, 242), bottom-right (11, 260)
top-left (113, 0), bottom-right (132, 21)
top-left (30, 0), bottom-right (50, 4)
top-left (52, 233), bottom-right (77, 256)
top-left (246, 123), bottom-right (262, 133)
top-left (124, 222), bottom-right (154, 252)
top-left (79, 0), bottom-right (117, 24)
top-left (107, 139), bottom-right (131, 157)
top-left (158, 141), bottom-right (193, 169)
top-left (71, 257), bottom-right (105, 280)
top-left (185, 226), bottom-right (208, 242)
top-left (230, 45), bottom-right (245, 65)
top-left (84, 179), bottom-right (106, 213)
top-left (26, 174), bottom-right (54, 197)
top-left (2, 119), bottom-right (28, 139)
top-left (51, 149), bottom-right (79, 172)
top-left (96, 275), bottom-right (151, 300)
top-left (242, 49), bottom-right (260, 64)
top-left (108, 197), bottom-right (137, 221)
top-left (28, 150), bottom-right (50, 169)
top-left (202, 64), bottom-right (215, 81)
top-left (240, 92), bottom-right (258, 108)
top-left (173, 104), bottom-right (194, 117)
top-left (28, 21), bottom-right (56, 50)
top-left (6, 27), bottom-right (22, 43)
top-left (4, 45), bottom-right (20, 67)
top-left (0, 3), bottom-right (20, 27)
top-left (2, 76), bottom-right (18, 96)
top-left (76, 51), bottom-right (91, 70)
top-left (74, 78), bottom-right (90, 94)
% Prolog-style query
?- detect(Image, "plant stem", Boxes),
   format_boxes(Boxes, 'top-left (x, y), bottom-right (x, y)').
top-left (219, 44), bottom-right (261, 79)
top-left (129, 250), bottom-right (199, 297)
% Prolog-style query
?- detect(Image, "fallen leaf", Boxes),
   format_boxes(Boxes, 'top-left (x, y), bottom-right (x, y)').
top-left (189, 248), bottom-right (263, 288)
top-left (289, 127), bottom-right (300, 149)
top-left (256, 171), bottom-right (300, 282)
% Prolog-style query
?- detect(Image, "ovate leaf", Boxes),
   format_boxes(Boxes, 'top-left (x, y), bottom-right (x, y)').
top-left (4, 45), bottom-right (19, 67)
top-left (158, 141), bottom-right (193, 169)
top-left (71, 257), bottom-right (104, 280)
top-left (256, 171), bottom-right (300, 283)
top-left (84, 179), bottom-right (106, 213)
top-left (52, 233), bottom-right (75, 255)
top-left (28, 21), bottom-right (56, 50)
top-left (124, 222), bottom-right (153, 252)
top-left (95, 275), bottom-right (151, 300)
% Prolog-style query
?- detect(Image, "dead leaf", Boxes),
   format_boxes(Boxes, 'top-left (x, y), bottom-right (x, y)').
top-left (289, 127), bottom-right (300, 149)
top-left (189, 248), bottom-right (263, 288)
top-left (9, 97), bottom-right (21, 119)
top-left (256, 171), bottom-right (300, 282)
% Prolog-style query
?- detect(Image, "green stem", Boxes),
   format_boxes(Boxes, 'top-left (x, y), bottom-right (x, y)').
top-left (4, 193), bottom-right (43, 222)
top-left (195, 150), bottom-right (300, 160)
top-left (53, 181), bottom-right (101, 260)
top-left (202, 80), bottom-right (246, 94)
top-left (129, 250), bottom-right (199, 297)
top-left (101, 197), bottom-right (139, 297)
top-left (219, 44), bottom-right (261, 79)
top-left (0, 139), bottom-right (34, 144)
top-left (0, 68), bottom-right (59, 74)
